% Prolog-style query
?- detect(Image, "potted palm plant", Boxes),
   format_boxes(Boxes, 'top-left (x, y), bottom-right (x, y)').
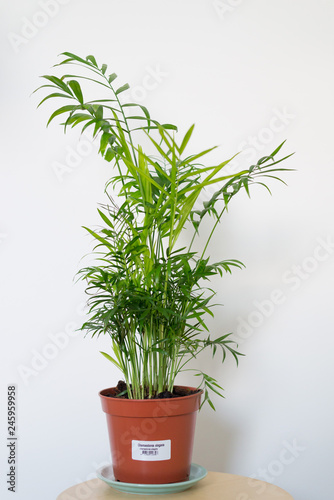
top-left (35, 52), bottom-right (292, 486)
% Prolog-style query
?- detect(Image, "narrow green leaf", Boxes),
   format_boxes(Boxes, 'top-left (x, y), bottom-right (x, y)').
top-left (270, 140), bottom-right (286, 157)
top-left (61, 74), bottom-right (111, 90)
top-left (115, 83), bottom-right (130, 95)
top-left (95, 105), bottom-right (103, 120)
top-left (161, 123), bottom-right (177, 131)
top-left (60, 52), bottom-right (88, 65)
top-left (206, 382), bottom-right (224, 398)
top-left (68, 80), bottom-right (84, 104)
top-left (82, 226), bottom-right (112, 249)
top-left (37, 93), bottom-right (73, 108)
top-left (108, 73), bottom-right (117, 83)
top-left (86, 55), bottom-right (98, 66)
top-left (97, 209), bottom-right (114, 229)
top-left (66, 113), bottom-right (92, 127)
top-left (46, 105), bottom-right (78, 126)
top-left (179, 124), bottom-right (195, 154)
top-left (207, 398), bottom-right (216, 411)
top-left (41, 75), bottom-right (72, 95)
top-left (104, 148), bottom-right (115, 162)
top-left (99, 131), bottom-right (110, 155)
top-left (81, 119), bottom-right (95, 134)
top-left (182, 146), bottom-right (218, 164)
top-left (100, 351), bottom-right (121, 369)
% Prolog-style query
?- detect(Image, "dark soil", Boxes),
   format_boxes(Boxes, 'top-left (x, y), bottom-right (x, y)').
top-left (103, 381), bottom-right (200, 399)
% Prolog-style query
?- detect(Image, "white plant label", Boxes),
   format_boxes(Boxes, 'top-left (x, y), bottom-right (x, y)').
top-left (132, 440), bottom-right (171, 461)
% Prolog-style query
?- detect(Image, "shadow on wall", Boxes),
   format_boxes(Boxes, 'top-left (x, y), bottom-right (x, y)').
top-left (192, 412), bottom-right (238, 472)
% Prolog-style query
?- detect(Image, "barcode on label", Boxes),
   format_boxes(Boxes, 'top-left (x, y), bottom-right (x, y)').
top-left (141, 449), bottom-right (158, 456)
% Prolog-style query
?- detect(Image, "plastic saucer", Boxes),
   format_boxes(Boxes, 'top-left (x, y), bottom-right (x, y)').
top-left (96, 463), bottom-right (207, 495)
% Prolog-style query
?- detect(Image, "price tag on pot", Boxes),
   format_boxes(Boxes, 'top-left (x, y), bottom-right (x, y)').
top-left (132, 440), bottom-right (171, 461)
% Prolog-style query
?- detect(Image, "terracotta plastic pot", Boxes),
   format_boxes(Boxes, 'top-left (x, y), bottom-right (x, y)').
top-left (99, 386), bottom-right (203, 484)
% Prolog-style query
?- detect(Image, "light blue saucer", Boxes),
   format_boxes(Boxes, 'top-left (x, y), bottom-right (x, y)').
top-left (96, 463), bottom-right (207, 495)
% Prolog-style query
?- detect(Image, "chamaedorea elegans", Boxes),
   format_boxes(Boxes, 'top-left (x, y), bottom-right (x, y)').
top-left (35, 52), bottom-right (293, 408)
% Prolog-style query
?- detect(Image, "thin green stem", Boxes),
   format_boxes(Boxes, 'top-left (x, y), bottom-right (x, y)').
top-left (200, 207), bottom-right (226, 260)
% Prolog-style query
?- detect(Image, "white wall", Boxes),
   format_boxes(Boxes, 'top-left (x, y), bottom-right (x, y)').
top-left (1, 1), bottom-right (333, 499)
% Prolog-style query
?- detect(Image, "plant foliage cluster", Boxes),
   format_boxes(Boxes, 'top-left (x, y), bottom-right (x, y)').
top-left (36, 52), bottom-right (292, 408)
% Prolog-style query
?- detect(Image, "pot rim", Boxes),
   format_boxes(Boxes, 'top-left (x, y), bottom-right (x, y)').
top-left (99, 385), bottom-right (203, 403)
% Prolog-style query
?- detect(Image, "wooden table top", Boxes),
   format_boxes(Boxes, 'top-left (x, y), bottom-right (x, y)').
top-left (57, 471), bottom-right (294, 499)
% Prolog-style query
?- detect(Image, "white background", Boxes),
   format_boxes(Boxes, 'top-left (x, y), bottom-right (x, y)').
top-left (1, 1), bottom-right (333, 499)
